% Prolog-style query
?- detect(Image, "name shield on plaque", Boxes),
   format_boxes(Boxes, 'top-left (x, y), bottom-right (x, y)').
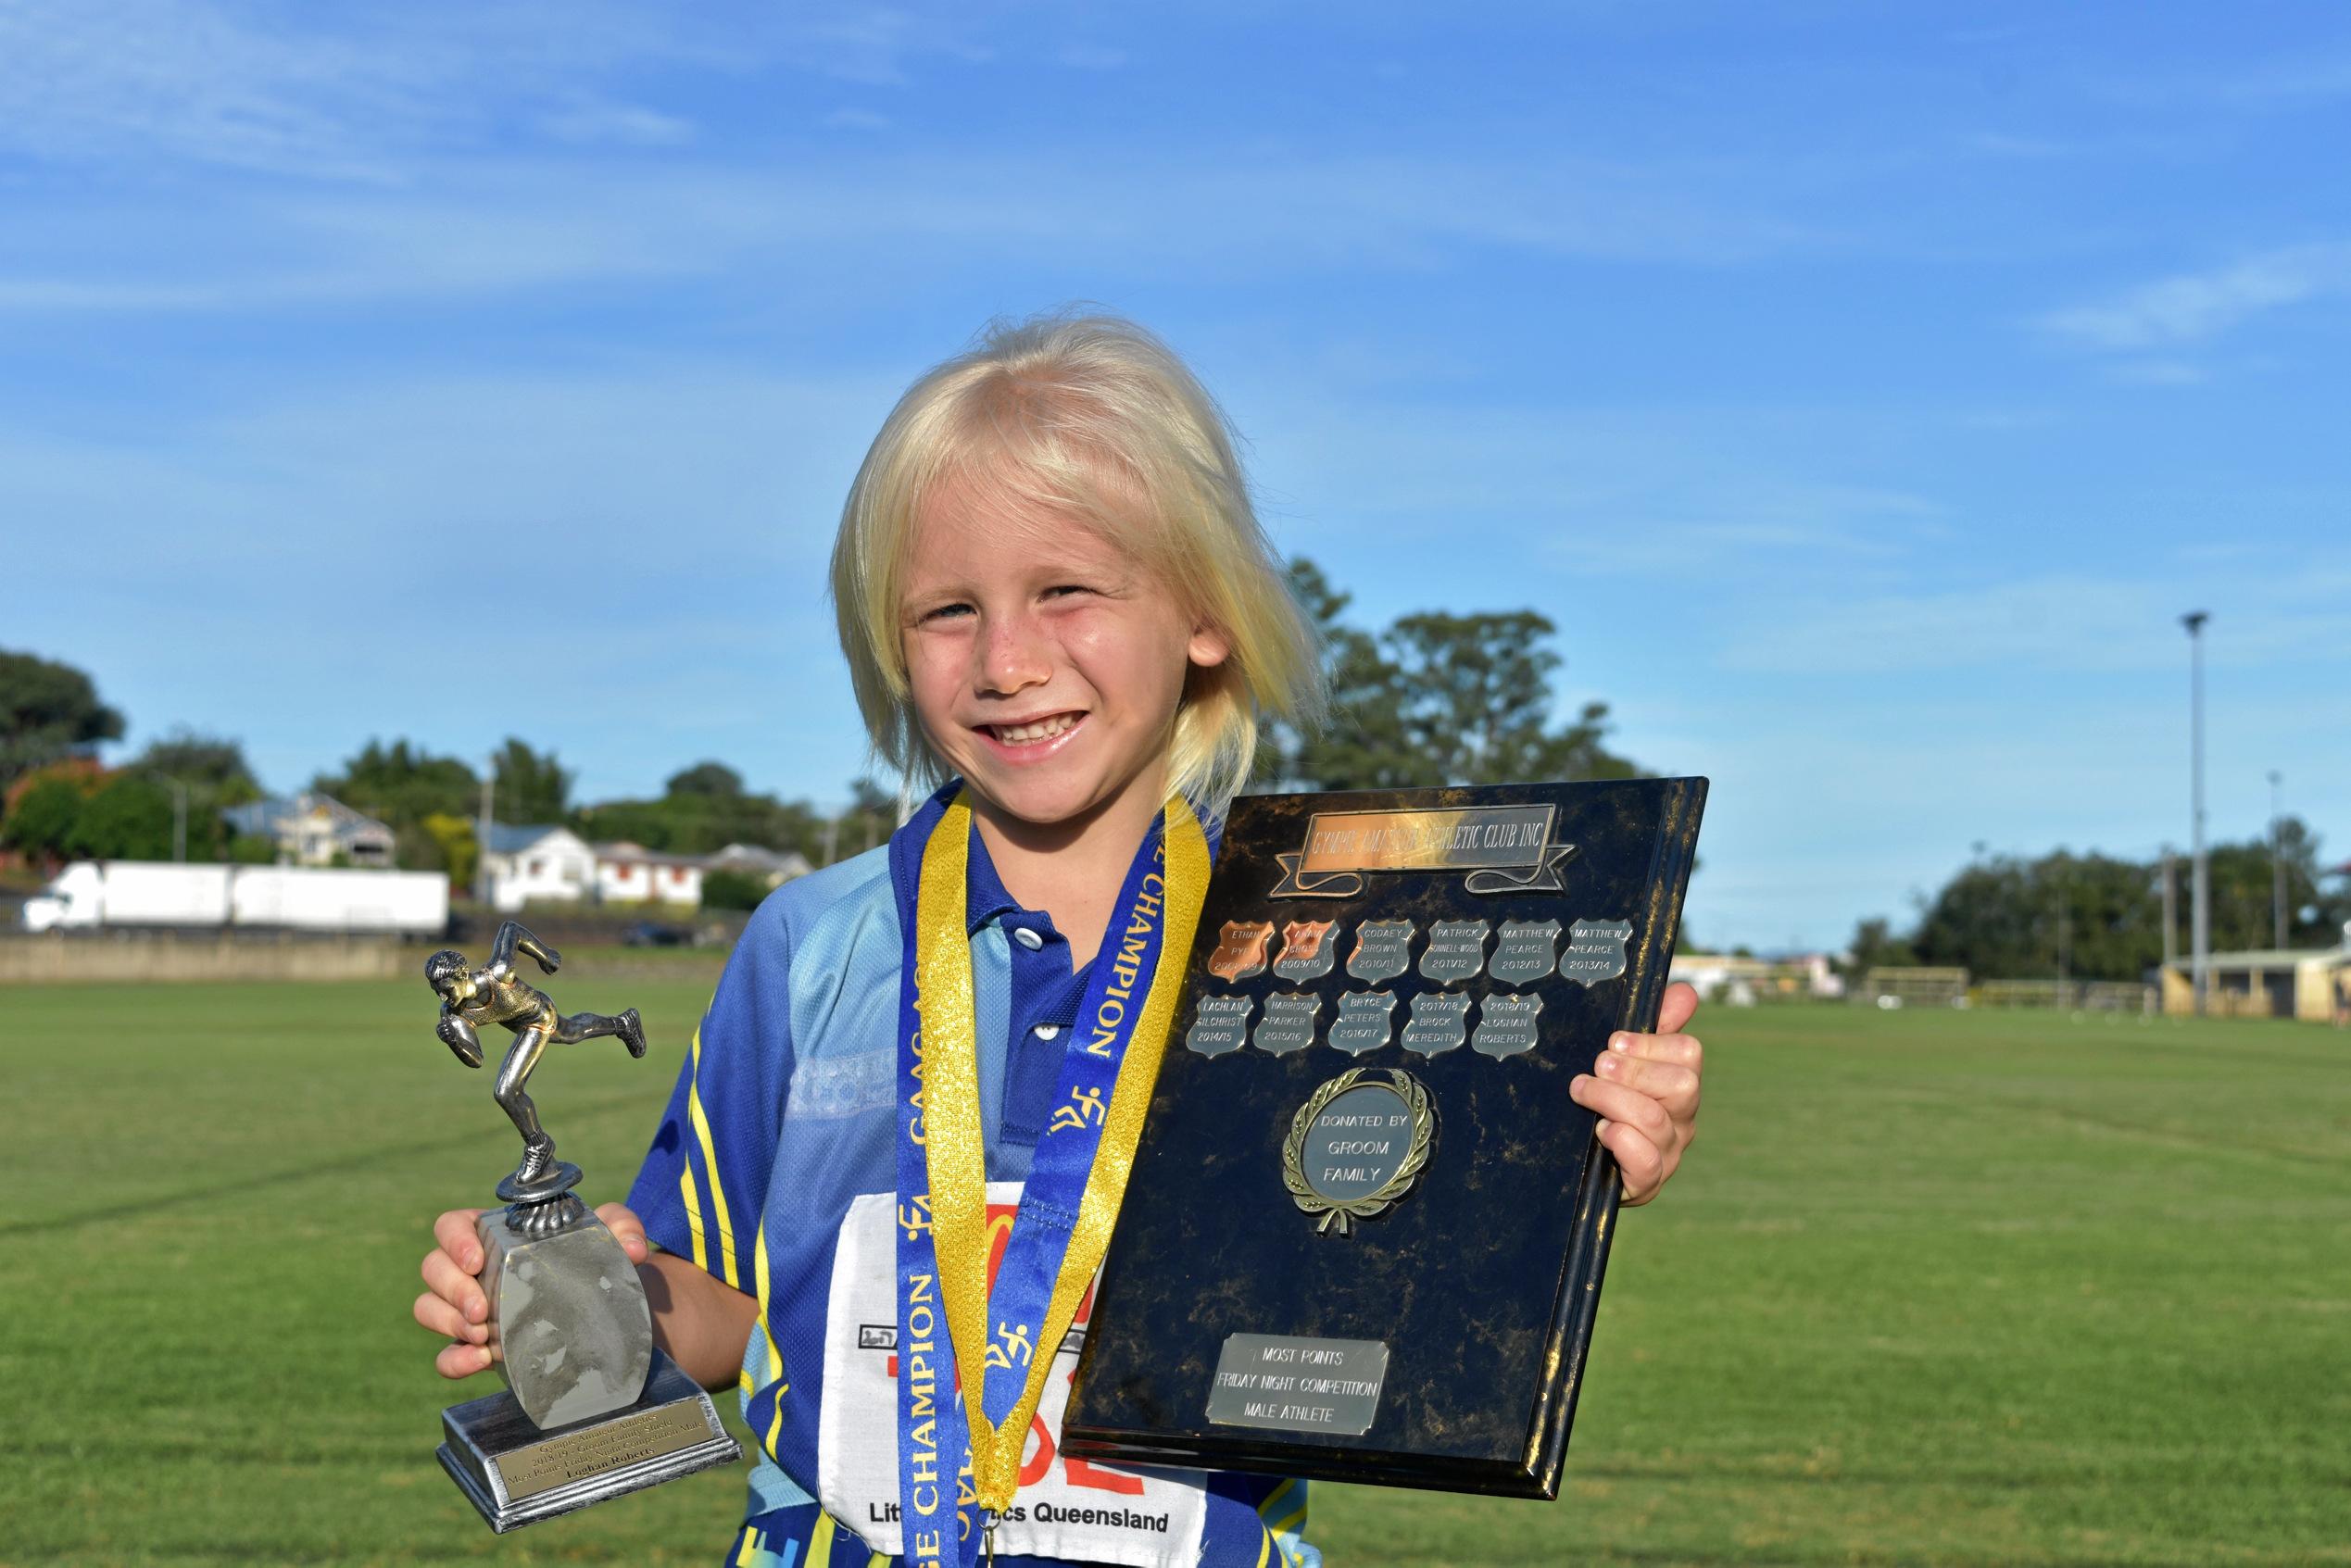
top-left (1061, 778), bottom-right (1704, 1498)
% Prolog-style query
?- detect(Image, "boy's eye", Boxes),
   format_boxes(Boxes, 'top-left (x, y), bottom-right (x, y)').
top-left (918, 601), bottom-right (974, 623)
top-left (1042, 583), bottom-right (1094, 600)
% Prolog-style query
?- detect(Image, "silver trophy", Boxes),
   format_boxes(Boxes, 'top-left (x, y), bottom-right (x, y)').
top-left (424, 922), bottom-right (738, 1531)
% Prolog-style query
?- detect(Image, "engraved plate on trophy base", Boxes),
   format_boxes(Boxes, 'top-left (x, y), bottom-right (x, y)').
top-left (437, 1349), bottom-right (741, 1533)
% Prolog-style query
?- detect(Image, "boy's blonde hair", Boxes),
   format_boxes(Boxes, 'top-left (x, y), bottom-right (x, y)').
top-left (830, 309), bottom-right (1322, 815)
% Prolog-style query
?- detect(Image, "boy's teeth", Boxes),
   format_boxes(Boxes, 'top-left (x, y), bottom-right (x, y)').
top-left (993, 714), bottom-right (1078, 745)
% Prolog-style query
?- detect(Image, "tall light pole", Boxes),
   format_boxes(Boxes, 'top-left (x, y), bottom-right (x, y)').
top-left (157, 774), bottom-right (189, 862)
top-left (2160, 847), bottom-right (2177, 974)
top-left (2269, 769), bottom-right (2286, 950)
top-left (2182, 611), bottom-right (2209, 1015)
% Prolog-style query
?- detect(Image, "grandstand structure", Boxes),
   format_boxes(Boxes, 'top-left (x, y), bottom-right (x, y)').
top-left (1851, 966), bottom-right (1969, 1010)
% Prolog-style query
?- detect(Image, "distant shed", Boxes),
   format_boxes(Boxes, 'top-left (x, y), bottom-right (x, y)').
top-left (2160, 945), bottom-right (2351, 1022)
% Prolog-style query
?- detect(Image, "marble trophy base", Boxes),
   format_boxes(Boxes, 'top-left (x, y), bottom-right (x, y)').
top-left (475, 1195), bottom-right (653, 1429)
top-left (437, 1348), bottom-right (740, 1532)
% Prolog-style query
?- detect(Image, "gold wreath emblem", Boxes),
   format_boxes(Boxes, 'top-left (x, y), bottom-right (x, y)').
top-left (1282, 1068), bottom-right (1435, 1236)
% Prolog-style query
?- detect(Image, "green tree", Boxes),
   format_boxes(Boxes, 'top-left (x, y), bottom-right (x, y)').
top-left (1861, 821), bottom-right (2345, 985)
top-left (1386, 610), bottom-right (1636, 787)
top-left (2203, 818), bottom-right (2342, 950)
top-left (64, 774), bottom-right (174, 860)
top-left (493, 738), bottom-right (572, 825)
top-left (1261, 559), bottom-right (1408, 789)
top-left (132, 730), bottom-right (261, 861)
top-left (572, 766), bottom-right (827, 860)
top-left (2, 772), bottom-right (92, 865)
top-left (666, 761), bottom-right (745, 800)
top-left (1908, 850), bottom-right (2168, 984)
top-left (834, 776), bottom-right (898, 859)
top-left (314, 740), bottom-right (478, 837)
top-left (1264, 558), bottom-right (1641, 791)
top-left (421, 812), bottom-right (479, 893)
top-left (0, 649), bottom-right (125, 786)
top-left (133, 731), bottom-right (258, 795)
top-left (701, 869), bottom-right (769, 912)
top-left (1840, 915), bottom-right (1917, 977)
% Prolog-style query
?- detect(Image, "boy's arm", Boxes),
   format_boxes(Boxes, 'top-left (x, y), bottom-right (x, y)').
top-left (421, 1202), bottom-right (755, 1392)
top-left (641, 1249), bottom-right (761, 1389)
top-left (594, 1205), bottom-right (757, 1388)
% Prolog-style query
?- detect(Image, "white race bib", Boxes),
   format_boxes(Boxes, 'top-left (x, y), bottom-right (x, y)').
top-left (817, 1185), bottom-right (1209, 1568)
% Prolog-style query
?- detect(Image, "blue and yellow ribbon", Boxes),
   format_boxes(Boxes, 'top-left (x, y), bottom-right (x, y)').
top-left (891, 784), bottom-right (1209, 1566)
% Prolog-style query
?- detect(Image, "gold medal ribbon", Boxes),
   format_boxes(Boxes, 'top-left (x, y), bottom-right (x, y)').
top-left (913, 789), bottom-right (1210, 1513)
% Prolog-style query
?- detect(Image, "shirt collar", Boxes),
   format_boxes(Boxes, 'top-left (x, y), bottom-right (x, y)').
top-left (962, 817), bottom-right (1025, 935)
top-left (908, 775), bottom-right (1215, 936)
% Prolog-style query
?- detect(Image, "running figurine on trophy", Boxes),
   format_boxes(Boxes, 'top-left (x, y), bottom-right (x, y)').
top-left (422, 922), bottom-right (738, 1532)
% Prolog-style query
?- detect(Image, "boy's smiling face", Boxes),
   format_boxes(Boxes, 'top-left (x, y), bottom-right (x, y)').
top-left (899, 471), bottom-right (1229, 838)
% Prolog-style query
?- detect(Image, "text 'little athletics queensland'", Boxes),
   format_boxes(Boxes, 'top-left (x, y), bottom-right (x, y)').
top-left (421, 923), bottom-right (738, 1531)
top-left (1061, 776), bottom-right (1706, 1498)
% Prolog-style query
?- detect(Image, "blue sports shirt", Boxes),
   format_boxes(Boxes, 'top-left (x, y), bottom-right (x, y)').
top-left (628, 814), bottom-right (1319, 1568)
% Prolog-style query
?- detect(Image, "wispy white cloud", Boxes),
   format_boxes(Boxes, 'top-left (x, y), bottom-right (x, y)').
top-left (537, 97), bottom-right (697, 148)
top-left (0, 147), bottom-right (1829, 318)
top-left (1720, 570), bottom-right (2351, 677)
top-left (0, 0), bottom-right (1000, 175)
top-left (0, 0), bottom-right (430, 178)
top-left (2038, 242), bottom-right (2351, 352)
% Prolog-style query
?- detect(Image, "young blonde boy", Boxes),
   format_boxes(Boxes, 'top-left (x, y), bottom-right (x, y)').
top-left (416, 311), bottom-right (1704, 1567)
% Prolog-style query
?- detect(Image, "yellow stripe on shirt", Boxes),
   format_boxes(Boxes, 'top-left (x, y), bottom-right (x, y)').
top-left (752, 1218), bottom-right (786, 1458)
top-left (678, 1161), bottom-right (708, 1272)
top-left (686, 1024), bottom-right (740, 1286)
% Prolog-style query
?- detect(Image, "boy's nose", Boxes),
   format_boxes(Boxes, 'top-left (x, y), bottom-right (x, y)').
top-left (976, 612), bottom-right (1052, 694)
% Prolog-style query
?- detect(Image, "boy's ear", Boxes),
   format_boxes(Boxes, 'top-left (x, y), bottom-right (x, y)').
top-left (1187, 621), bottom-right (1232, 670)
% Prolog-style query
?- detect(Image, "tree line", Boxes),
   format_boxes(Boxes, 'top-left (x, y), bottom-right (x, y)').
top-left (1846, 823), bottom-right (2350, 984)
top-left (0, 558), bottom-right (1644, 892)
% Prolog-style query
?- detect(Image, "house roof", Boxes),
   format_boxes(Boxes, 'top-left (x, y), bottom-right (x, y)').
top-left (484, 823), bottom-right (581, 855)
top-left (2167, 947), bottom-right (2351, 969)
top-left (707, 843), bottom-right (815, 879)
top-left (590, 841), bottom-right (707, 868)
top-left (222, 792), bottom-right (391, 842)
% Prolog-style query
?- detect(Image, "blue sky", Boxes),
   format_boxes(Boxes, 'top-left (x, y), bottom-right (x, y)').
top-left (5, 1), bottom-right (2346, 950)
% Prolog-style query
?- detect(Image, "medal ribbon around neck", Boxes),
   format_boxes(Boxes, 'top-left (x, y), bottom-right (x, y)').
top-left (893, 787), bottom-right (1210, 1567)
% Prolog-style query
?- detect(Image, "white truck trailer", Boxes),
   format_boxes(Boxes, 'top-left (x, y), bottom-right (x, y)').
top-left (22, 860), bottom-right (448, 935)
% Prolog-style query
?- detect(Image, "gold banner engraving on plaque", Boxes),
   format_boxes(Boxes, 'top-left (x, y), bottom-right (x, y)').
top-left (1271, 804), bottom-right (1577, 897)
top-left (498, 1400), bottom-right (715, 1501)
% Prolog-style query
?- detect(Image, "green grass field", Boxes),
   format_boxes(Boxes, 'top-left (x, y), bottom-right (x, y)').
top-left (2, 981), bottom-right (2344, 1567)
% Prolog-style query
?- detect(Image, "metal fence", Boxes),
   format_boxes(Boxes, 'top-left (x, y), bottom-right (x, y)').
top-left (1973, 979), bottom-right (2159, 1014)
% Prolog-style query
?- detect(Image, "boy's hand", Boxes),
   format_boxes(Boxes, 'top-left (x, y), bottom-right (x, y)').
top-left (413, 1202), bottom-right (651, 1378)
top-left (1568, 982), bottom-right (1703, 1207)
